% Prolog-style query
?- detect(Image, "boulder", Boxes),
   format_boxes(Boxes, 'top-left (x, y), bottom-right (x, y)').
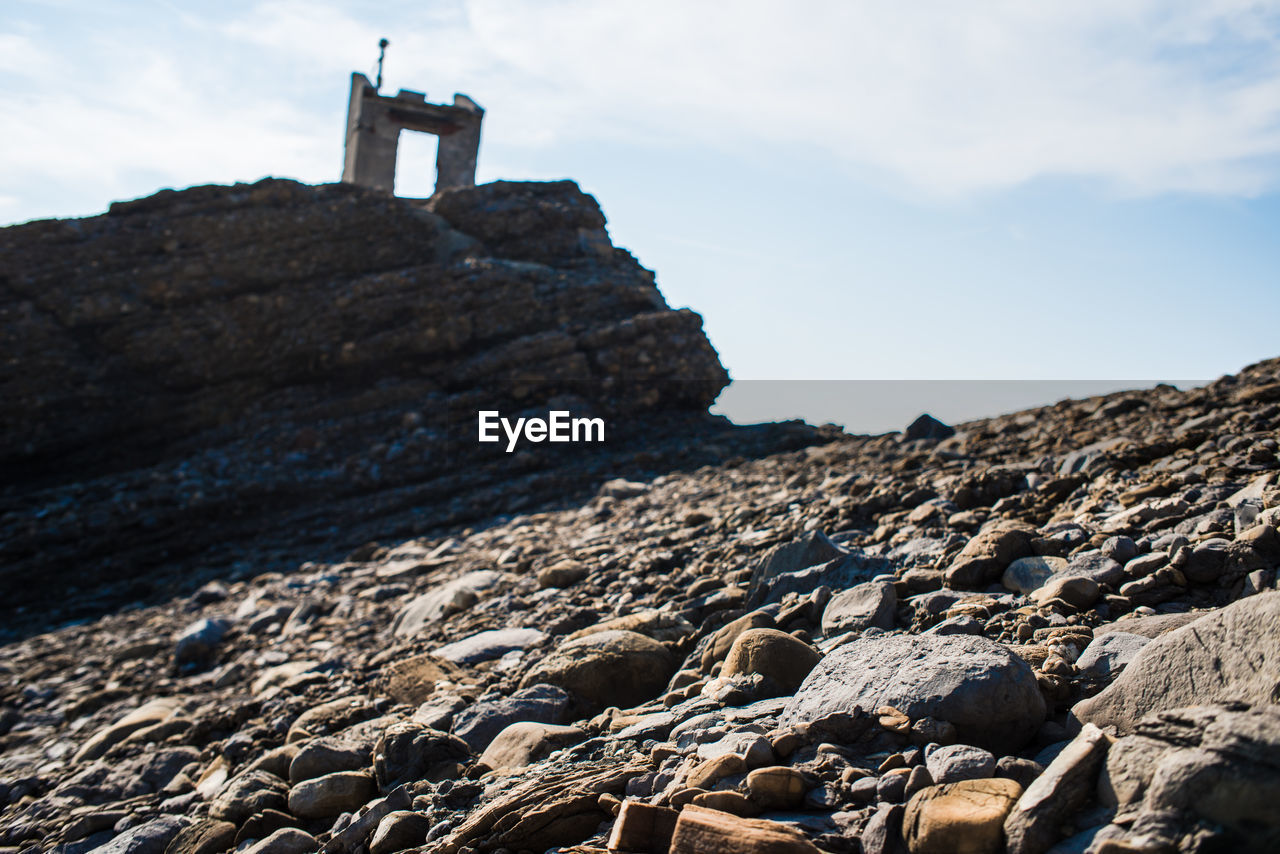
top-left (782, 634), bottom-right (1045, 753)
top-left (820, 581), bottom-right (897, 635)
top-left (904, 413), bottom-right (956, 441)
top-left (287, 770), bottom-right (375, 818)
top-left (208, 769), bottom-right (289, 824)
top-left (903, 778), bottom-right (1023, 854)
top-left (925, 744), bottom-right (996, 785)
top-left (163, 819), bottom-right (236, 854)
top-left (173, 618), bottom-right (230, 667)
top-left (451, 684), bottom-right (572, 752)
top-left (1073, 592), bottom-right (1280, 733)
top-left (432, 627), bottom-right (546, 664)
top-left (669, 804), bottom-right (823, 854)
top-left (369, 811), bottom-right (434, 854)
top-left (391, 571), bottom-right (504, 636)
top-left (519, 629), bottom-right (674, 711)
top-left (374, 722), bottom-right (470, 790)
top-left (1002, 557), bottom-right (1067, 594)
top-left (945, 520), bottom-right (1036, 590)
top-left (1003, 723), bottom-right (1109, 854)
top-left (746, 530), bottom-right (846, 602)
top-left (721, 628), bottom-right (821, 697)
top-left (287, 738), bottom-right (369, 784)
top-left (73, 698), bottom-right (179, 762)
top-left (241, 828), bottom-right (319, 854)
top-left (87, 816), bottom-right (187, 854)
top-left (477, 722), bottom-right (585, 771)
top-left (1074, 632), bottom-right (1150, 685)
top-left (1098, 704), bottom-right (1280, 851)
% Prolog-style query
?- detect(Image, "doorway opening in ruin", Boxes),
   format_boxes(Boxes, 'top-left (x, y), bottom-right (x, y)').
top-left (394, 131), bottom-right (441, 198)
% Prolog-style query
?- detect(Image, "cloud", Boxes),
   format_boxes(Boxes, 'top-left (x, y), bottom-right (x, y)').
top-left (0, 0), bottom-right (1278, 226)
top-left (461, 0), bottom-right (1280, 196)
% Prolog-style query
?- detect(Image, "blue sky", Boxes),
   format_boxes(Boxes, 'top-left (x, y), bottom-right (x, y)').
top-left (3, 1), bottom-right (1278, 431)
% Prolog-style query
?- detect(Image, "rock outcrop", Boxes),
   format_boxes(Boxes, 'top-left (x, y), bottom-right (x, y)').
top-left (0, 178), bottom-right (827, 635)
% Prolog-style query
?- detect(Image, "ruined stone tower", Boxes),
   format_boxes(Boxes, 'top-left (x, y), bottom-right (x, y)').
top-left (341, 72), bottom-right (484, 194)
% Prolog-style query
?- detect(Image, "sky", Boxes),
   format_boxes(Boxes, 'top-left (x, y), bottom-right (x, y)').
top-left (3, 1), bottom-right (1279, 432)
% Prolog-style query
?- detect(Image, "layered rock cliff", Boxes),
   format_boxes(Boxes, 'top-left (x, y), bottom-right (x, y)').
top-left (0, 179), bottom-right (827, 633)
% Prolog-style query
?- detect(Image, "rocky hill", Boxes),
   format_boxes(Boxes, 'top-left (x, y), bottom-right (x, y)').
top-left (2, 181), bottom-right (1280, 854)
top-left (0, 179), bottom-right (827, 636)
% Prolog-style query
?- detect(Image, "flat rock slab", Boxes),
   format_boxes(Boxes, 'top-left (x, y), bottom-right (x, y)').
top-left (392, 571), bottom-right (504, 637)
top-left (433, 627), bottom-right (547, 664)
top-left (669, 804), bottom-right (823, 854)
top-left (1073, 592), bottom-right (1280, 733)
top-left (781, 634), bottom-right (1045, 754)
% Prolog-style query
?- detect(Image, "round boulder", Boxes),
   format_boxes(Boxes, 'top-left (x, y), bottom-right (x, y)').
top-left (519, 629), bottom-right (675, 711)
top-left (722, 628), bottom-right (821, 697)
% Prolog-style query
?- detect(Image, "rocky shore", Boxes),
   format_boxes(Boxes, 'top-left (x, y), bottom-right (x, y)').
top-left (1, 352), bottom-right (1278, 852)
top-left (2, 180), bottom-right (1279, 853)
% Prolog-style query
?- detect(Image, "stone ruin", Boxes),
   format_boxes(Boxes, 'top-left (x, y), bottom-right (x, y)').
top-left (341, 71), bottom-right (484, 194)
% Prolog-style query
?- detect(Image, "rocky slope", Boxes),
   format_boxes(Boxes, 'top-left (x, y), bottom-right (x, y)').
top-left (2, 341), bottom-right (1279, 853)
top-left (0, 179), bottom-right (827, 637)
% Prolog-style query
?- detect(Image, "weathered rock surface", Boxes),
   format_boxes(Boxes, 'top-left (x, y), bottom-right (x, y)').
top-left (782, 634), bottom-right (1046, 752)
top-left (903, 778), bottom-right (1023, 854)
top-left (520, 629), bottom-right (675, 711)
top-left (0, 178), bottom-right (829, 636)
top-left (1073, 592), bottom-right (1280, 732)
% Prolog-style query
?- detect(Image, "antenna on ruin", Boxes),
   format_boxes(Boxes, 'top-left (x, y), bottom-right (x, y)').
top-left (375, 38), bottom-right (389, 92)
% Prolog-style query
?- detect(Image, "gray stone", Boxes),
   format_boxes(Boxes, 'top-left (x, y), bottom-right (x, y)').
top-left (1121, 552), bottom-right (1167, 578)
top-left (1094, 610), bottom-right (1202, 638)
top-left (370, 811), bottom-right (434, 854)
top-left (241, 828), bottom-right (319, 854)
top-left (925, 744), bottom-right (996, 784)
top-left (1061, 551), bottom-right (1123, 587)
top-left (924, 615), bottom-right (984, 636)
top-left (477, 722), bottom-right (585, 771)
top-left (760, 552), bottom-right (889, 606)
top-left (1101, 536), bottom-right (1138, 565)
top-left (1074, 632), bottom-right (1149, 684)
top-left (1073, 592), bottom-right (1280, 733)
top-left (391, 570), bottom-right (504, 637)
top-left (1098, 704), bottom-right (1280, 851)
top-left (84, 817), bottom-right (187, 854)
top-left (173, 618), bottom-right (230, 666)
top-left (1177, 538), bottom-right (1231, 584)
top-left (1002, 557), bottom-right (1068, 594)
top-left (288, 738), bottom-right (369, 784)
top-left (208, 769), bottom-right (289, 824)
top-left (287, 770), bottom-right (375, 818)
top-left (1003, 723), bottom-right (1109, 854)
top-left (781, 634), bottom-right (1045, 753)
top-left (451, 684), bottom-right (571, 752)
top-left (746, 530), bottom-right (846, 603)
top-left (821, 581), bottom-right (897, 635)
top-left (432, 627), bottom-right (547, 664)
top-left (374, 722), bottom-right (470, 789)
